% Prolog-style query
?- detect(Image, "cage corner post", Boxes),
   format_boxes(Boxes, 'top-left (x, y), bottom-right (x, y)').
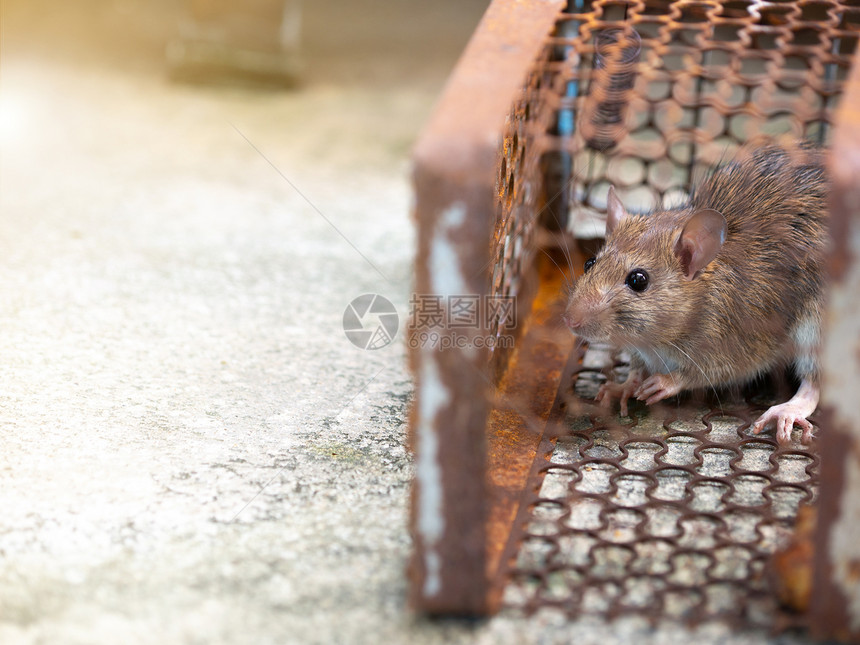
top-left (406, 0), bottom-right (567, 615)
top-left (407, 156), bottom-right (495, 615)
top-left (810, 46), bottom-right (860, 644)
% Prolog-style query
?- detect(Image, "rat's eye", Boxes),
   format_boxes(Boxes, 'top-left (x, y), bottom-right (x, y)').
top-left (625, 269), bottom-right (649, 292)
top-left (584, 257), bottom-right (596, 273)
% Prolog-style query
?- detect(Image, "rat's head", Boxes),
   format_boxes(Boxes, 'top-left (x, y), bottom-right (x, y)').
top-left (564, 187), bottom-right (727, 348)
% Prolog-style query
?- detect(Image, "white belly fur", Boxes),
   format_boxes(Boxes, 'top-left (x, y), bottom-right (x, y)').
top-left (633, 347), bottom-right (680, 375)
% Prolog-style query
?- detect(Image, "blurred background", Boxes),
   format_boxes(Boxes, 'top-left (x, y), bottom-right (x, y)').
top-left (1, 0), bottom-right (490, 162)
top-left (0, 2), bottom-right (497, 644)
top-left (2, 0), bottom-right (489, 82)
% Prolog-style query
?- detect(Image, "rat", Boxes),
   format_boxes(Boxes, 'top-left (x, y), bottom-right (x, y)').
top-left (563, 142), bottom-right (828, 445)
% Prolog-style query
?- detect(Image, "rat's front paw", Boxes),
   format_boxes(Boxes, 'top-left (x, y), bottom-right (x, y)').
top-left (634, 373), bottom-right (683, 406)
top-left (752, 404), bottom-right (816, 445)
top-left (595, 371), bottom-right (642, 417)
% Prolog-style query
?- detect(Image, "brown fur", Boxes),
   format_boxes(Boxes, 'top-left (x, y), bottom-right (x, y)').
top-left (565, 142), bottom-right (828, 390)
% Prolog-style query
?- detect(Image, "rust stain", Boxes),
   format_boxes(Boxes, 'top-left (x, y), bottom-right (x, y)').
top-left (772, 505), bottom-right (816, 613)
top-left (485, 248), bottom-right (581, 609)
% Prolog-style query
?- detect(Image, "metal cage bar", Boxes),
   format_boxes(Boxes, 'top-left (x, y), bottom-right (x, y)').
top-left (810, 46), bottom-right (860, 643)
top-left (409, 0), bottom-right (566, 614)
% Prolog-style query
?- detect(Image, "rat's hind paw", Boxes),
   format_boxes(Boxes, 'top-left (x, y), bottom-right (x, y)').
top-left (752, 404), bottom-right (816, 445)
top-left (634, 373), bottom-right (683, 406)
top-left (752, 378), bottom-right (819, 445)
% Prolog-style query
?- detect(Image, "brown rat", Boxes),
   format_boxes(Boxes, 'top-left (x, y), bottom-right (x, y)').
top-left (564, 142), bottom-right (828, 445)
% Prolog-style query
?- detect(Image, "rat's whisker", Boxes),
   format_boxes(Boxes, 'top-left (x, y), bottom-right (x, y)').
top-left (539, 247), bottom-right (573, 293)
top-left (668, 341), bottom-right (724, 416)
top-left (651, 349), bottom-right (681, 412)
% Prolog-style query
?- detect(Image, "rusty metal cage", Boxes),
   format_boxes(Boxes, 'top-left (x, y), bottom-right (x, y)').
top-left (409, 0), bottom-right (860, 638)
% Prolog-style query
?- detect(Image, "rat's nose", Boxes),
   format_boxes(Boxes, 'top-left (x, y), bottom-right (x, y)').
top-left (563, 313), bottom-right (583, 330)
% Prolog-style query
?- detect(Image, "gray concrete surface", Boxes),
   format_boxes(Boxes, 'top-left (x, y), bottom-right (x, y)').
top-left (0, 2), bottom-right (814, 643)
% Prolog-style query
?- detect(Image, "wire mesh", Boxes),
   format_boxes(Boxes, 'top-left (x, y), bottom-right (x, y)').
top-left (488, 0), bottom-right (858, 240)
top-left (503, 344), bottom-right (819, 628)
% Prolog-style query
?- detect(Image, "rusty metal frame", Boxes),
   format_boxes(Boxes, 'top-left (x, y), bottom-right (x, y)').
top-left (810, 46), bottom-right (860, 643)
top-left (409, 0), bottom-right (566, 614)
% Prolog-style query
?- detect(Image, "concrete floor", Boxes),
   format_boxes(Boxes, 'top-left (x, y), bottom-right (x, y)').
top-left (0, 2), bottom-right (815, 643)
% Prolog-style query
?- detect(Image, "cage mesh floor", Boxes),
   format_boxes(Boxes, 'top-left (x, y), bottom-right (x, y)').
top-left (502, 344), bottom-right (818, 629)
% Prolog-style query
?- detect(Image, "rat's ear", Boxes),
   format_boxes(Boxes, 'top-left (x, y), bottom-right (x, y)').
top-left (605, 186), bottom-right (628, 234)
top-left (674, 209), bottom-right (727, 280)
